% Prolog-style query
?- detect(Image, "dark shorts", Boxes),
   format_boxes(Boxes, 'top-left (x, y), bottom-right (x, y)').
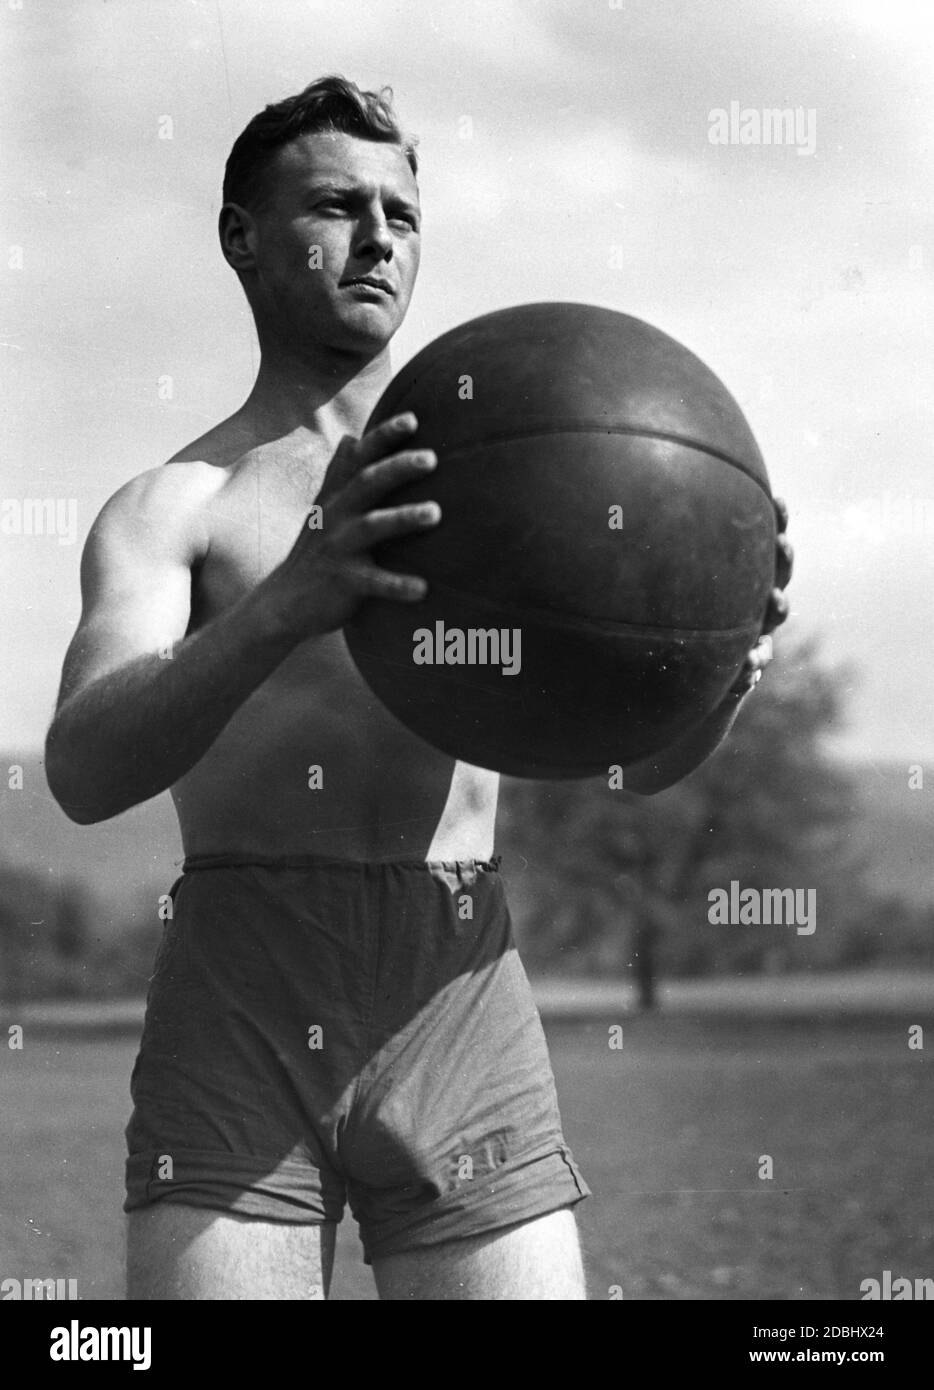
top-left (124, 853), bottom-right (588, 1263)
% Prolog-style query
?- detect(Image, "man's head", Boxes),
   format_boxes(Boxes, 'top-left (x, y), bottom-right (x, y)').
top-left (220, 76), bottom-right (421, 360)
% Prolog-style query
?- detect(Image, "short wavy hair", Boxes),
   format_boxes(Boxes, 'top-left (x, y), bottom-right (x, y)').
top-left (222, 74), bottom-right (419, 211)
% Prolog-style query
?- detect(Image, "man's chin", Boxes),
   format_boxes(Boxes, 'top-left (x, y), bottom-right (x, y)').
top-left (280, 304), bottom-right (399, 365)
top-left (332, 306), bottom-right (399, 355)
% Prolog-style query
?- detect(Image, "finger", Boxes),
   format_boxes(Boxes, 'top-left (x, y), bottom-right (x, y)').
top-left (353, 501), bottom-right (442, 548)
top-left (750, 634), bottom-right (773, 669)
top-left (760, 587), bottom-right (790, 634)
top-left (354, 412), bottom-right (420, 469)
top-left (775, 534), bottom-right (794, 590)
top-left (773, 495), bottom-right (789, 533)
top-left (319, 432), bottom-right (367, 495)
top-left (350, 449), bottom-right (438, 506)
top-left (352, 562), bottom-right (429, 603)
top-left (319, 416), bottom-right (422, 498)
top-left (740, 648), bottom-right (764, 678)
top-left (729, 661), bottom-right (761, 694)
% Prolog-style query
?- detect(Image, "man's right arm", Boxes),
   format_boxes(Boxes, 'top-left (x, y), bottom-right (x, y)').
top-left (45, 415), bottom-right (440, 823)
top-left (44, 461), bottom-right (305, 823)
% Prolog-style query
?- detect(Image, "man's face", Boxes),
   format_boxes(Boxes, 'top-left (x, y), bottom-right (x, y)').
top-left (246, 130), bottom-right (421, 357)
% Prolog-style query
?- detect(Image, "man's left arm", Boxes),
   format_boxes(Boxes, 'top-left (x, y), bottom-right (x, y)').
top-left (623, 498), bottom-right (793, 796)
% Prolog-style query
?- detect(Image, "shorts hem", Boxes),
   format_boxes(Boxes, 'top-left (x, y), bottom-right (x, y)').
top-left (124, 1147), bottom-right (344, 1225)
top-left (358, 1141), bottom-right (590, 1264)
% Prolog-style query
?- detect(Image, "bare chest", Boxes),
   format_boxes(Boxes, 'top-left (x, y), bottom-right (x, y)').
top-left (192, 449), bottom-right (330, 625)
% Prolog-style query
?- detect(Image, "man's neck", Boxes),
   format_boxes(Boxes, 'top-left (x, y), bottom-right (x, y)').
top-left (236, 338), bottom-right (394, 450)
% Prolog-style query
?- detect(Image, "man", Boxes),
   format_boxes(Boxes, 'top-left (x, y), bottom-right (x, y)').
top-left (45, 76), bottom-right (792, 1301)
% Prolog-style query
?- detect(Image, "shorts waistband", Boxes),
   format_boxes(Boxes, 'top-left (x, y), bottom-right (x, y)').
top-left (181, 852), bottom-right (501, 875)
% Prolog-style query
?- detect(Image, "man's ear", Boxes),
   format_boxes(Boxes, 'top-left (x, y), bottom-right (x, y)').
top-left (219, 202), bottom-right (258, 273)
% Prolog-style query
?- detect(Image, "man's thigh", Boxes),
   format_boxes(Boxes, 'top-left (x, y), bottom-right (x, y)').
top-left (126, 1204), bottom-right (336, 1300)
top-left (371, 1208), bottom-right (585, 1301)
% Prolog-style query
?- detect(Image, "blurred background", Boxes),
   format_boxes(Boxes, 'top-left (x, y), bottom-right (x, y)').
top-left (1, 0), bottom-right (932, 1300)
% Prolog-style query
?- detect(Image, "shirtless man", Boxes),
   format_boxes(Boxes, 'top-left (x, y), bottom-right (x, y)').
top-left (45, 76), bottom-right (792, 1301)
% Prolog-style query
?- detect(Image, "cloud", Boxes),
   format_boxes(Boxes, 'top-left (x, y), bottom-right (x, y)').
top-left (2, 0), bottom-right (933, 759)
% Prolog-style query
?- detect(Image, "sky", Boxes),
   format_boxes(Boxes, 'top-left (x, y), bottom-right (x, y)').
top-left (1, 0), bottom-right (933, 763)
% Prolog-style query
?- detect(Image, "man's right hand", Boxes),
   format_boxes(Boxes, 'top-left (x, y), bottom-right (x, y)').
top-left (267, 411), bottom-right (441, 640)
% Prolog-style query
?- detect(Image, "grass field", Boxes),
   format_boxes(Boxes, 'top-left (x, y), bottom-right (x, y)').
top-left (1, 1002), bottom-right (931, 1300)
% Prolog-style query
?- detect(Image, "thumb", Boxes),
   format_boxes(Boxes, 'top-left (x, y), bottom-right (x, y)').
top-left (319, 433), bottom-right (362, 498)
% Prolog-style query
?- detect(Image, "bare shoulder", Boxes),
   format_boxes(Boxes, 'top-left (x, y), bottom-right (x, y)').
top-left (165, 411), bottom-right (259, 471)
top-left (86, 458), bottom-right (226, 569)
top-left (57, 455), bottom-right (234, 709)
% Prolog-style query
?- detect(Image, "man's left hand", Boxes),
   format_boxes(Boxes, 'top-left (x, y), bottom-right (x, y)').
top-left (729, 496), bottom-right (794, 695)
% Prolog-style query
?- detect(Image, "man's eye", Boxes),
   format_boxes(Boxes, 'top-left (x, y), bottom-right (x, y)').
top-left (390, 216), bottom-right (418, 230)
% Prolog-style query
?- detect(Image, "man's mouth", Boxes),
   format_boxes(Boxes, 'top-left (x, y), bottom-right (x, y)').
top-left (341, 276), bottom-right (394, 295)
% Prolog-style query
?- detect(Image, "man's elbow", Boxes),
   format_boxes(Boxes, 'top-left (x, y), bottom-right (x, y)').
top-left (54, 796), bottom-right (109, 826)
top-left (44, 724), bottom-right (111, 824)
top-left (620, 753), bottom-right (671, 796)
top-left (45, 772), bottom-right (106, 826)
top-left (623, 770), bottom-right (670, 797)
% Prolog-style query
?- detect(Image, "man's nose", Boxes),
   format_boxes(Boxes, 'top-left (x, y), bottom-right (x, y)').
top-left (354, 210), bottom-right (393, 261)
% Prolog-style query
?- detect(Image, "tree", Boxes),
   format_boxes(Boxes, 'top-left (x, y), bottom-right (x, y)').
top-left (497, 635), bottom-right (860, 1005)
top-left (0, 862), bottom-right (94, 1001)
